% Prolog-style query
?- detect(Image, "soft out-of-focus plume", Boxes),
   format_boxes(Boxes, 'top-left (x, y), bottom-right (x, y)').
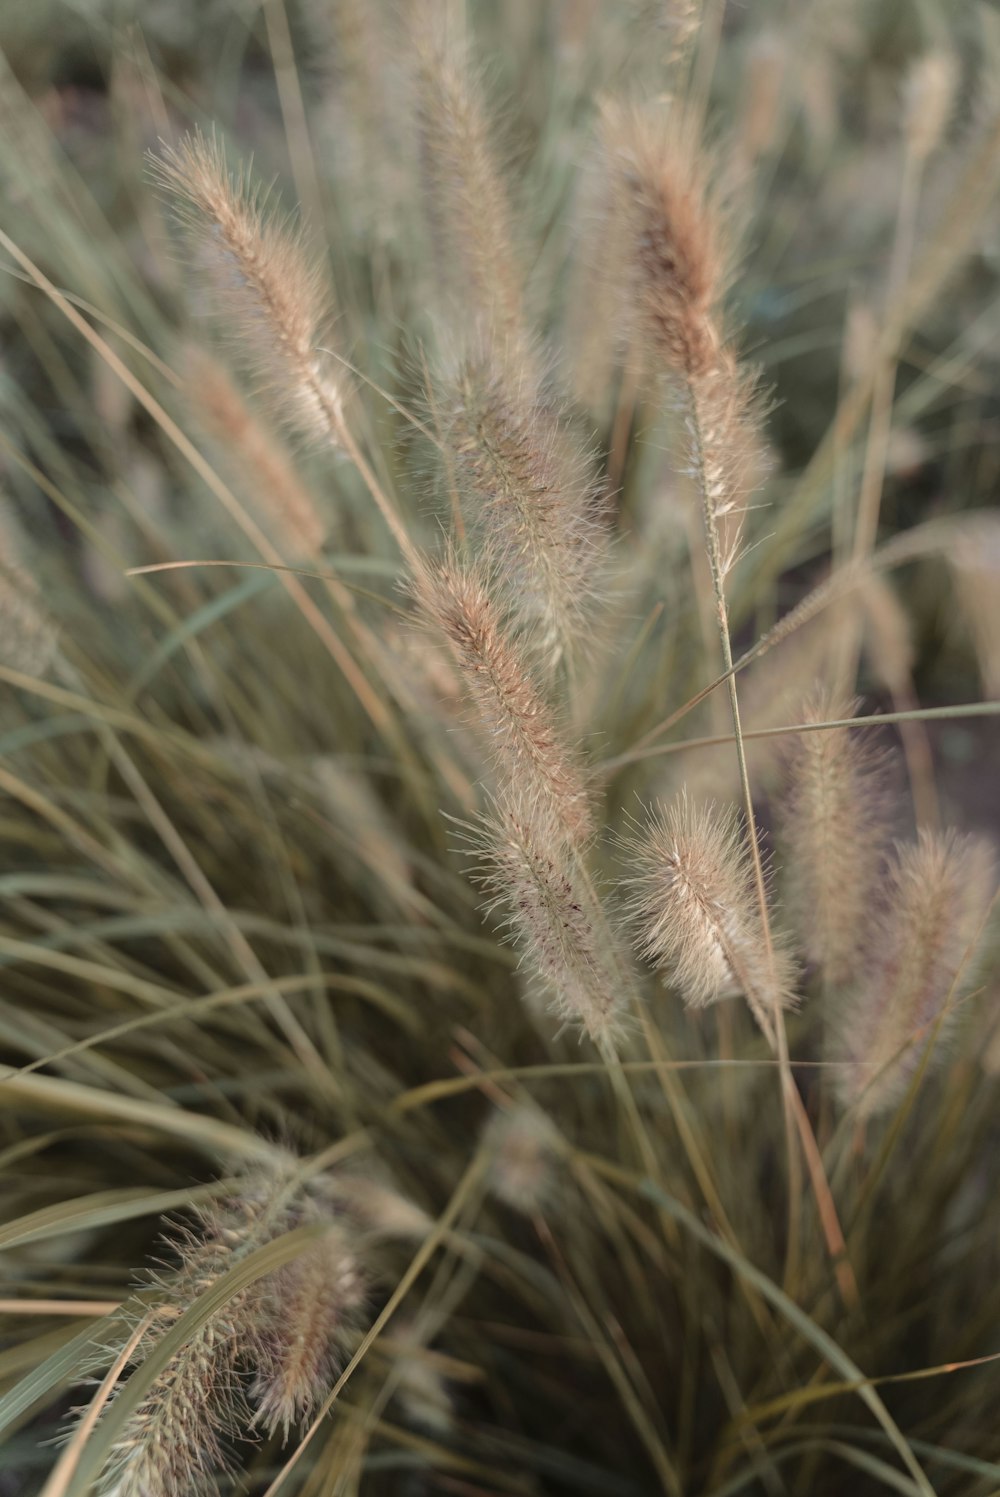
top-left (414, 557), bottom-right (594, 843)
top-left (153, 131), bottom-right (344, 444)
top-left (321, 1173), bottom-right (432, 1241)
top-left (474, 797), bottom-right (626, 1047)
top-left (738, 29), bottom-right (789, 165)
top-left (905, 51), bottom-right (959, 162)
top-left (390, 1323), bottom-right (454, 1436)
top-left (410, 15), bottom-right (525, 349)
top-left (624, 792), bottom-right (796, 1040)
top-left (183, 346), bottom-right (327, 556)
top-left (483, 1104), bottom-right (559, 1213)
top-left (778, 690), bottom-right (890, 987)
top-left (441, 344), bottom-right (607, 672)
top-left (833, 831), bottom-right (995, 1117)
top-left (949, 519), bottom-right (1000, 698)
top-left (311, 756), bottom-right (420, 917)
top-left (251, 1222), bottom-right (365, 1440)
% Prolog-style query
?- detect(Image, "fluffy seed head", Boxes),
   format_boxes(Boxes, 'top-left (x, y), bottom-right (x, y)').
top-left (778, 690), bottom-right (891, 986)
top-left (98, 1193), bottom-right (277, 1497)
top-left (411, 19), bottom-right (524, 347)
top-left (413, 557), bottom-right (594, 842)
top-left (833, 830), bottom-right (996, 1117)
top-left (473, 797), bottom-right (626, 1047)
top-left (603, 101), bottom-right (727, 378)
top-left (251, 1224), bottom-right (365, 1440)
top-left (624, 792), bottom-right (797, 1041)
top-left (684, 352), bottom-right (770, 580)
top-left (153, 130), bottom-right (343, 442)
top-left (442, 345), bottom-right (608, 672)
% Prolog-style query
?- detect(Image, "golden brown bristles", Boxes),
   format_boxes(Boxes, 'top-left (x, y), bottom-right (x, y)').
top-left (833, 831), bottom-right (995, 1118)
top-left (153, 131), bottom-right (344, 444)
top-left (778, 690), bottom-right (890, 987)
top-left (624, 792), bottom-right (796, 1040)
top-left (603, 102), bottom-right (726, 380)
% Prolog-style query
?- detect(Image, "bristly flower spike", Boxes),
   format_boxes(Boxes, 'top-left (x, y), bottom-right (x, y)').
top-left (623, 791), bottom-right (797, 1042)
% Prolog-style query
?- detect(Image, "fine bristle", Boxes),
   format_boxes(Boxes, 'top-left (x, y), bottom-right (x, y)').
top-left (778, 689), bottom-right (891, 987)
top-left (623, 792), bottom-right (797, 1040)
top-left (833, 830), bottom-right (996, 1117)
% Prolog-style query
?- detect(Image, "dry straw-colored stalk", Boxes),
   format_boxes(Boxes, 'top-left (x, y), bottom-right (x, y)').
top-left (949, 518), bottom-right (1000, 699)
top-left (778, 689), bottom-right (890, 987)
top-left (441, 344), bottom-right (607, 674)
top-left (624, 792), bottom-right (796, 1042)
top-left (833, 830), bottom-right (995, 1118)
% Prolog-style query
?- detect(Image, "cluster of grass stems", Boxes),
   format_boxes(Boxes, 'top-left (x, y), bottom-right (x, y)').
top-left (2, 2), bottom-right (1000, 1493)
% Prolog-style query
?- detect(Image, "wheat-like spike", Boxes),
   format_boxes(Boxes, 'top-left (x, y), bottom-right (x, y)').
top-left (251, 1224), bottom-right (365, 1440)
top-left (153, 130), bottom-right (344, 444)
top-left (182, 345), bottom-right (328, 556)
top-left (442, 345), bottom-right (607, 671)
top-left (778, 689), bottom-right (891, 987)
top-left (834, 831), bottom-right (995, 1118)
top-left (413, 556), bottom-right (594, 843)
top-left (472, 795), bottom-right (626, 1047)
top-left (623, 792), bottom-right (797, 1040)
top-left (411, 18), bottom-right (525, 348)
